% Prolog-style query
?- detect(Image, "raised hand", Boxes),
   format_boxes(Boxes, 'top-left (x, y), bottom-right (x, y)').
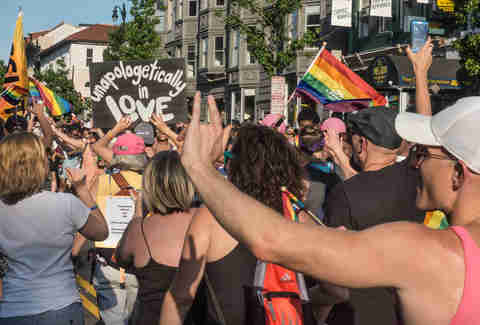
top-left (181, 92), bottom-right (227, 170)
top-left (151, 113), bottom-right (169, 133)
top-left (112, 116), bottom-right (132, 134)
top-left (406, 37), bottom-right (433, 74)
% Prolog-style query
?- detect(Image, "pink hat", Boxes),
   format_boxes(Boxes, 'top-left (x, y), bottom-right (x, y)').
top-left (261, 113), bottom-right (287, 134)
top-left (320, 117), bottom-right (346, 133)
top-left (113, 133), bottom-right (146, 155)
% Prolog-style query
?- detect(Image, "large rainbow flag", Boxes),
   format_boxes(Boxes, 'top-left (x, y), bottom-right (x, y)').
top-left (295, 47), bottom-right (387, 112)
top-left (29, 79), bottom-right (72, 116)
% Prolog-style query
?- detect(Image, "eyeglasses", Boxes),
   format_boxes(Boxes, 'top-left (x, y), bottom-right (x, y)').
top-left (409, 145), bottom-right (458, 169)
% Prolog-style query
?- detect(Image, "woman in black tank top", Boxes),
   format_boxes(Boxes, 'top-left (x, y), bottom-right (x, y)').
top-left (115, 151), bottom-right (196, 325)
top-left (160, 125), bottom-right (318, 325)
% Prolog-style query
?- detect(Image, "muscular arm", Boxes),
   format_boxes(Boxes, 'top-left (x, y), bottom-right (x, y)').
top-left (185, 163), bottom-right (435, 290)
top-left (53, 127), bottom-right (85, 150)
top-left (159, 207), bottom-right (212, 325)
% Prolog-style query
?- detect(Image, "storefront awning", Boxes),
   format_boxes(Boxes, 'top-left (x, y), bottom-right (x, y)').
top-left (366, 55), bottom-right (461, 90)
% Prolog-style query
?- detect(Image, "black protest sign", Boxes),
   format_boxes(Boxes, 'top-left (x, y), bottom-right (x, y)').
top-left (90, 59), bottom-right (187, 128)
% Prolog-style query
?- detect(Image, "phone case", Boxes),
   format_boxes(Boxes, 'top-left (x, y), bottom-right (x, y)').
top-left (411, 20), bottom-right (429, 53)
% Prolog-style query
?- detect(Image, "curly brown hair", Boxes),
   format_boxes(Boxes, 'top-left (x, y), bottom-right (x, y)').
top-left (228, 124), bottom-right (306, 213)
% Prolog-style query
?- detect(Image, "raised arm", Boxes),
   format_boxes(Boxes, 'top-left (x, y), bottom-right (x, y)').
top-left (27, 100), bottom-right (54, 148)
top-left (180, 92), bottom-right (440, 291)
top-left (159, 206), bottom-right (212, 325)
top-left (52, 125), bottom-right (85, 150)
top-left (406, 38), bottom-right (433, 116)
top-left (151, 113), bottom-right (182, 149)
top-left (91, 117), bottom-right (132, 165)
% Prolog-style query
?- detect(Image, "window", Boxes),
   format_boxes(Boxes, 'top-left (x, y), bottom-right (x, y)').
top-left (246, 46), bottom-right (256, 65)
top-left (230, 31), bottom-right (239, 67)
top-left (377, 17), bottom-right (392, 33)
top-left (216, 0), bottom-right (224, 6)
top-left (173, 2), bottom-right (177, 22)
top-left (201, 37), bottom-right (208, 68)
top-left (189, 0), bottom-right (197, 16)
top-left (86, 48), bottom-right (93, 66)
top-left (187, 45), bottom-right (196, 78)
top-left (359, 17), bottom-right (369, 38)
top-left (156, 9), bottom-right (166, 32)
top-left (176, 46), bottom-right (182, 58)
top-left (200, 0), bottom-right (207, 10)
top-left (305, 6), bottom-right (321, 34)
top-left (215, 36), bottom-right (224, 66)
top-left (290, 10), bottom-right (298, 40)
top-left (178, 0), bottom-right (183, 19)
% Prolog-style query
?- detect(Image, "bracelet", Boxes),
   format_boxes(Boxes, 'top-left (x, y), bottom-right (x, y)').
top-left (90, 205), bottom-right (98, 212)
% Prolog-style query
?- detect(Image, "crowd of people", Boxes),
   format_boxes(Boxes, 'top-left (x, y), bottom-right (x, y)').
top-left (1, 39), bottom-right (479, 325)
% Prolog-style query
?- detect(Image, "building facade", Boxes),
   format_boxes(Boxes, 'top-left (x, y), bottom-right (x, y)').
top-left (27, 23), bottom-right (115, 98)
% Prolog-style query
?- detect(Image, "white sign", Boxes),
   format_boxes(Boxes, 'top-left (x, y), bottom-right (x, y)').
top-left (417, 0), bottom-right (429, 3)
top-left (271, 76), bottom-right (286, 114)
top-left (331, 0), bottom-right (352, 27)
top-left (99, 196), bottom-right (135, 248)
top-left (370, 0), bottom-right (391, 17)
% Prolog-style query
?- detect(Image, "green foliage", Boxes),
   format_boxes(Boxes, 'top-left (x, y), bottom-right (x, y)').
top-left (104, 0), bottom-right (162, 61)
top-left (222, 0), bottom-right (318, 77)
top-left (33, 58), bottom-right (91, 116)
top-left (452, 0), bottom-right (480, 90)
top-left (0, 60), bottom-right (7, 87)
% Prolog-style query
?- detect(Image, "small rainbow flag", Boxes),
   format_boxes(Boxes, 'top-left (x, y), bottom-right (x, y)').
top-left (295, 46), bottom-right (387, 112)
top-left (1, 85), bottom-right (28, 106)
top-left (29, 79), bottom-right (71, 116)
top-left (424, 210), bottom-right (449, 230)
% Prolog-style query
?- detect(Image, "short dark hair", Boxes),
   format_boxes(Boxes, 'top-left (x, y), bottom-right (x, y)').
top-left (5, 115), bottom-right (27, 134)
top-left (297, 109), bottom-right (320, 125)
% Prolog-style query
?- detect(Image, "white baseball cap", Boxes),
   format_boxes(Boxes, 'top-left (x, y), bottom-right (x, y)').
top-left (395, 96), bottom-right (480, 174)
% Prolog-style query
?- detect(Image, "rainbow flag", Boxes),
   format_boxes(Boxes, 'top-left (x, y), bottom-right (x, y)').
top-left (424, 210), bottom-right (449, 230)
top-left (295, 47), bottom-right (386, 112)
top-left (1, 85), bottom-right (28, 106)
top-left (29, 79), bottom-right (72, 116)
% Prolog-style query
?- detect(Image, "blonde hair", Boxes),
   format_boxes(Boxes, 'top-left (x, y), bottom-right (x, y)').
top-left (0, 132), bottom-right (48, 205)
top-left (142, 151), bottom-right (195, 215)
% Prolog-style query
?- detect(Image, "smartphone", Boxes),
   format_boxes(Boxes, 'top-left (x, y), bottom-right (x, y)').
top-left (411, 20), bottom-right (429, 53)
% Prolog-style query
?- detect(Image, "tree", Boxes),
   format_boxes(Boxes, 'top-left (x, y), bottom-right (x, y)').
top-left (221, 0), bottom-right (318, 77)
top-left (453, 0), bottom-right (480, 92)
top-left (0, 60), bottom-right (7, 87)
top-left (104, 0), bottom-right (162, 61)
top-left (33, 58), bottom-right (91, 117)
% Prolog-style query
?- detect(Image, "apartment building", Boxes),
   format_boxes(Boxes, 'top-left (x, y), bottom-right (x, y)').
top-left (161, 0), bottom-right (347, 122)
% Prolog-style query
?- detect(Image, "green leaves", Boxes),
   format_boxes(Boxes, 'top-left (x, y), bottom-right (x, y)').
top-left (104, 0), bottom-right (162, 61)
top-left (223, 0), bottom-right (316, 77)
top-left (33, 58), bottom-right (91, 116)
top-left (0, 60), bottom-right (7, 87)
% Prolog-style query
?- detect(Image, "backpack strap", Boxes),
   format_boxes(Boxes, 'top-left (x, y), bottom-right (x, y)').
top-left (111, 172), bottom-right (136, 196)
top-left (204, 272), bottom-right (227, 325)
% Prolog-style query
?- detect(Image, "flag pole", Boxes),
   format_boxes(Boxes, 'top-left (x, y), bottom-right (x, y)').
top-left (287, 41), bottom-right (328, 104)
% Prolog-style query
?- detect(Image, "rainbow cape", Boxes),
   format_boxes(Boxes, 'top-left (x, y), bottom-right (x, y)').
top-left (295, 47), bottom-right (387, 112)
top-left (29, 79), bottom-right (72, 116)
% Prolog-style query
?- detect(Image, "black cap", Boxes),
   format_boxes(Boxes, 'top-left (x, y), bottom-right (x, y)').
top-left (346, 106), bottom-right (402, 150)
top-left (134, 122), bottom-right (155, 146)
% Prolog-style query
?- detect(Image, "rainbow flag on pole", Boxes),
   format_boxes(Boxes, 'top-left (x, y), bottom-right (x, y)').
top-left (29, 79), bottom-right (72, 116)
top-left (295, 46), bottom-right (386, 112)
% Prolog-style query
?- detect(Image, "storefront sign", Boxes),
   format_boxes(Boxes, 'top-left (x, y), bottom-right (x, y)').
top-left (400, 76), bottom-right (460, 89)
top-left (90, 58), bottom-right (187, 128)
top-left (370, 0), bottom-right (391, 17)
top-left (367, 56), bottom-right (398, 88)
top-left (331, 0), bottom-right (352, 27)
top-left (271, 76), bottom-right (286, 114)
top-left (437, 0), bottom-right (454, 12)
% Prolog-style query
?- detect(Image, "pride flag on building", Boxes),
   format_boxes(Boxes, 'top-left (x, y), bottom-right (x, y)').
top-left (295, 46), bottom-right (386, 112)
top-left (29, 79), bottom-right (72, 116)
top-left (0, 11), bottom-right (29, 120)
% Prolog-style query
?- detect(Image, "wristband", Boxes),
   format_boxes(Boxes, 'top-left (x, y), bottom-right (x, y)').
top-left (90, 205), bottom-right (98, 212)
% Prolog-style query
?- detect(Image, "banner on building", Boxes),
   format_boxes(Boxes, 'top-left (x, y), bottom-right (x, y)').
top-left (90, 59), bottom-right (188, 128)
top-left (331, 0), bottom-right (352, 27)
top-left (437, 0), bottom-right (454, 12)
top-left (370, 0), bottom-right (392, 17)
top-left (270, 76), bottom-right (286, 115)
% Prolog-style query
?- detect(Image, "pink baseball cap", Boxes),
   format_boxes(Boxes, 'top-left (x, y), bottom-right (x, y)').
top-left (112, 133), bottom-right (146, 155)
top-left (261, 113), bottom-right (287, 134)
top-left (320, 117), bottom-right (346, 133)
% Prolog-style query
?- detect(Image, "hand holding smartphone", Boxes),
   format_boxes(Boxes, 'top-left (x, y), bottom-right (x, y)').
top-left (411, 20), bottom-right (429, 53)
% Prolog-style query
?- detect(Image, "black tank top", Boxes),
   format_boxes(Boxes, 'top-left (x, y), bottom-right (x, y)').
top-left (204, 243), bottom-right (257, 325)
top-left (131, 220), bottom-right (177, 325)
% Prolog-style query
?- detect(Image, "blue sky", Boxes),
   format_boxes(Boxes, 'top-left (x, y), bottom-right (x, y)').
top-left (1, 0), bottom-right (125, 63)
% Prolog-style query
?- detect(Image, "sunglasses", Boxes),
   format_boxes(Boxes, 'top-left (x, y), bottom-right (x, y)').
top-left (409, 145), bottom-right (458, 169)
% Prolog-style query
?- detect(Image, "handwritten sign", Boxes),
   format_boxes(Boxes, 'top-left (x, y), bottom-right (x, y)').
top-left (98, 196), bottom-right (135, 248)
top-left (90, 59), bottom-right (188, 128)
